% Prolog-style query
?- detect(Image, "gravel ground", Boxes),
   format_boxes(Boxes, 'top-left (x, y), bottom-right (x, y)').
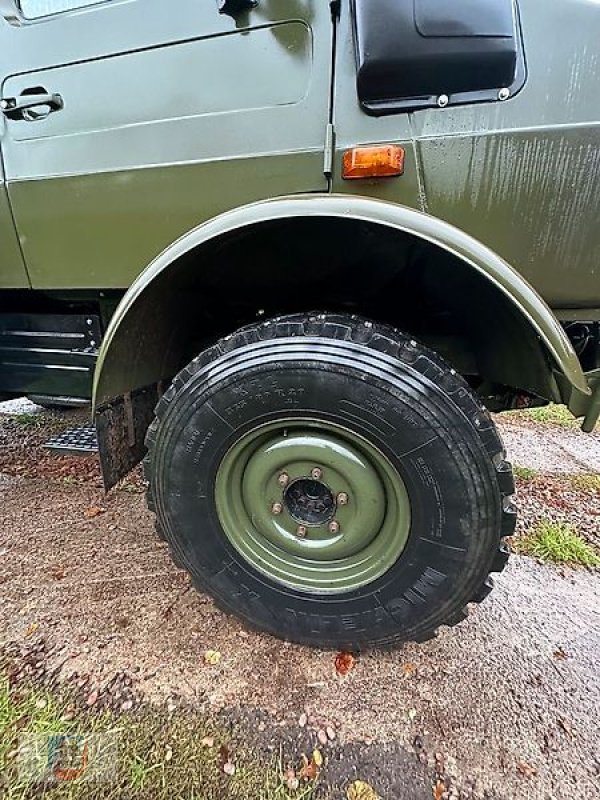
top-left (0, 402), bottom-right (599, 799)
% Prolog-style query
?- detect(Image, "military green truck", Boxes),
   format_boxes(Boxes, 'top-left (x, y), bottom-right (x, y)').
top-left (1, 0), bottom-right (598, 648)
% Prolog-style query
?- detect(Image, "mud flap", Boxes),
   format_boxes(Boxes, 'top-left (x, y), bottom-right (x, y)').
top-left (95, 383), bottom-right (162, 491)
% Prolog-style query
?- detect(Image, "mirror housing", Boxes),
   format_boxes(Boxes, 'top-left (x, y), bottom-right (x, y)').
top-left (352, 0), bottom-right (526, 115)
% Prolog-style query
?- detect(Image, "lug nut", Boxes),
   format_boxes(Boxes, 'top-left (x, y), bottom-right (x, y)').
top-left (278, 472), bottom-right (289, 488)
top-left (311, 467), bottom-right (322, 480)
top-left (296, 525), bottom-right (307, 538)
top-left (337, 492), bottom-right (349, 506)
top-left (328, 520), bottom-right (340, 534)
top-left (271, 502), bottom-right (283, 515)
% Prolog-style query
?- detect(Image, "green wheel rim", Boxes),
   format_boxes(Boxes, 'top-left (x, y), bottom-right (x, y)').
top-left (214, 419), bottom-right (411, 593)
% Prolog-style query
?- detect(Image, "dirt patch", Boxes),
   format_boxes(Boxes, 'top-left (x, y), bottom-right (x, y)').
top-left (1, 406), bottom-right (599, 799)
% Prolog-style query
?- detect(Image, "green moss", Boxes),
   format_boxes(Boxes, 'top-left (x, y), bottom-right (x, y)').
top-left (519, 404), bottom-right (577, 427)
top-left (513, 465), bottom-right (538, 481)
top-left (517, 520), bottom-right (600, 567)
top-left (12, 413), bottom-right (45, 429)
top-left (569, 473), bottom-right (600, 493)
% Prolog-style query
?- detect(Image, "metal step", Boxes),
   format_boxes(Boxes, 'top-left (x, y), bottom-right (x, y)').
top-left (44, 424), bottom-right (98, 456)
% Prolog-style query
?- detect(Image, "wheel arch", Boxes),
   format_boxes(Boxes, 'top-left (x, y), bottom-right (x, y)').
top-left (92, 194), bottom-right (591, 486)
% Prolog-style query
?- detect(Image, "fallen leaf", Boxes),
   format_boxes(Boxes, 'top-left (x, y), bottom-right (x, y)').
top-left (204, 650), bottom-right (221, 666)
top-left (24, 622), bottom-right (38, 638)
top-left (299, 754), bottom-right (319, 781)
top-left (558, 718), bottom-right (574, 737)
top-left (552, 647), bottom-right (569, 660)
top-left (408, 708), bottom-right (417, 721)
top-left (517, 761), bottom-right (537, 778)
top-left (223, 761), bottom-right (235, 776)
top-left (313, 749), bottom-right (323, 767)
top-left (433, 780), bottom-right (446, 800)
top-left (347, 780), bottom-right (381, 800)
top-left (84, 506), bottom-right (105, 519)
top-left (335, 651), bottom-right (356, 676)
top-left (298, 712), bottom-right (307, 728)
top-left (50, 566), bottom-right (65, 581)
top-left (165, 746), bottom-right (173, 762)
top-left (402, 662), bottom-right (416, 676)
top-left (15, 714), bottom-right (31, 731)
top-left (201, 736), bottom-right (215, 748)
top-left (317, 729), bottom-right (328, 746)
top-left (287, 776), bottom-right (300, 791)
top-left (326, 725), bottom-right (336, 741)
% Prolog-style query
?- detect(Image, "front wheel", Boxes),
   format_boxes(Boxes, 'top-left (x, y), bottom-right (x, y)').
top-left (144, 313), bottom-right (514, 649)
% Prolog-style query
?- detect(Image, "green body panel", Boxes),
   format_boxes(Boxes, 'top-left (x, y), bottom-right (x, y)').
top-left (331, 0), bottom-right (600, 309)
top-left (7, 153), bottom-right (323, 289)
top-left (93, 194), bottom-right (589, 407)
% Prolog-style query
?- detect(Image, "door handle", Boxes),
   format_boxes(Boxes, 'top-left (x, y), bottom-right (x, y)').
top-left (0, 92), bottom-right (64, 119)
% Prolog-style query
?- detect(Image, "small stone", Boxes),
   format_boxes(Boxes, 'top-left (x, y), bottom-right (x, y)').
top-left (223, 761), bottom-right (236, 776)
top-left (317, 729), bottom-right (328, 746)
top-left (120, 700), bottom-right (133, 712)
top-left (86, 690), bottom-right (99, 707)
top-left (35, 698), bottom-right (47, 710)
top-left (165, 746), bottom-right (173, 762)
top-left (167, 700), bottom-right (177, 713)
top-left (201, 736), bottom-right (215, 748)
top-left (299, 712), bottom-right (307, 728)
top-left (326, 725), bottom-right (336, 741)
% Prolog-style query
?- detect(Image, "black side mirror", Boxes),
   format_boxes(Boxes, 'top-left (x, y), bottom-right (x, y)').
top-left (217, 0), bottom-right (258, 15)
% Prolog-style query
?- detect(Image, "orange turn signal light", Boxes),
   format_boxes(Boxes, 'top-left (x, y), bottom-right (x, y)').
top-left (342, 145), bottom-right (405, 180)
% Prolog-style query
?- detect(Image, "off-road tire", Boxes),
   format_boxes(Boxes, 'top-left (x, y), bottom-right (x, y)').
top-left (144, 313), bottom-right (514, 649)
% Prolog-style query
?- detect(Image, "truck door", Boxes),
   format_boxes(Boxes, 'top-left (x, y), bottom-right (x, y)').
top-left (0, 0), bottom-right (332, 290)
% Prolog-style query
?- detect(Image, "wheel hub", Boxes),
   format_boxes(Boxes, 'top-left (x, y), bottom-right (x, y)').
top-left (284, 477), bottom-right (336, 527)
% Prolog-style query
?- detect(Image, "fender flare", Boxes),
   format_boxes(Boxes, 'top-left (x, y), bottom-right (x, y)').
top-left (93, 193), bottom-right (589, 408)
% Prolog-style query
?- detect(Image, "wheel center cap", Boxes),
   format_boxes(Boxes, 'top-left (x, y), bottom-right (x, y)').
top-left (284, 478), bottom-right (336, 527)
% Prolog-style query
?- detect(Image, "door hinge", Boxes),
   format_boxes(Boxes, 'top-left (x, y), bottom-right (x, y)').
top-left (324, 122), bottom-right (335, 176)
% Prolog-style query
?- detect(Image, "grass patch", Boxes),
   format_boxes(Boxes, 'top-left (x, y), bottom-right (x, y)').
top-left (12, 413), bottom-right (45, 429)
top-left (569, 473), bottom-right (600, 493)
top-left (0, 676), bottom-right (316, 800)
top-left (513, 465), bottom-right (538, 481)
top-left (520, 404), bottom-right (577, 427)
top-left (517, 520), bottom-right (600, 567)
